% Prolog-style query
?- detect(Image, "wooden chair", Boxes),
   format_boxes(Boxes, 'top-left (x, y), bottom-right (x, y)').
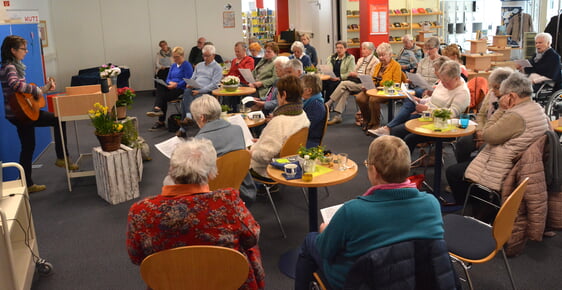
top-left (319, 103), bottom-right (330, 146)
top-left (140, 245), bottom-right (249, 290)
top-left (443, 177), bottom-right (529, 290)
top-left (253, 127), bottom-right (309, 238)
top-left (208, 149), bottom-right (251, 191)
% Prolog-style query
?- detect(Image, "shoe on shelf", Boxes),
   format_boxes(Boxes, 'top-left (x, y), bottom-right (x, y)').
top-left (28, 184), bottom-right (47, 193)
top-left (371, 126), bottom-right (390, 136)
top-left (55, 159), bottom-right (79, 170)
top-left (327, 115), bottom-right (342, 125)
top-left (146, 109), bottom-right (163, 117)
top-left (149, 121), bottom-right (166, 131)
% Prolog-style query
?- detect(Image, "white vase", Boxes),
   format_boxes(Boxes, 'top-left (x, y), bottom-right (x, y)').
top-left (110, 76), bottom-right (118, 87)
top-left (433, 117), bottom-right (448, 129)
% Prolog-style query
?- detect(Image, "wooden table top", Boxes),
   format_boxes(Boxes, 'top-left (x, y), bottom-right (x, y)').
top-left (212, 86), bottom-right (256, 97)
top-left (365, 89), bottom-right (408, 100)
top-left (405, 118), bottom-right (476, 138)
top-left (551, 119), bottom-right (562, 133)
top-left (228, 113), bottom-right (266, 128)
top-left (318, 74), bottom-right (331, 81)
top-left (266, 158), bottom-right (358, 188)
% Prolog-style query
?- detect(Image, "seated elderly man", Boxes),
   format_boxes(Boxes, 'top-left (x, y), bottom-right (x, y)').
top-left (181, 44), bottom-right (222, 124)
top-left (518, 32), bottom-right (561, 92)
top-left (294, 136), bottom-right (444, 290)
top-left (252, 56), bottom-right (290, 116)
top-left (396, 34), bottom-right (422, 72)
top-left (188, 94), bottom-right (257, 206)
top-left (126, 138), bottom-right (265, 289)
top-left (447, 71), bottom-right (550, 204)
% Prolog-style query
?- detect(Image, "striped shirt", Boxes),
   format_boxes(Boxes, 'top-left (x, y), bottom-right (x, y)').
top-left (0, 63), bottom-right (39, 120)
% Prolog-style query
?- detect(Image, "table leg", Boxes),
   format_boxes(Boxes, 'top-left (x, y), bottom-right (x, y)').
top-left (388, 100), bottom-right (395, 122)
top-left (308, 187), bottom-right (318, 232)
top-left (433, 141), bottom-right (445, 203)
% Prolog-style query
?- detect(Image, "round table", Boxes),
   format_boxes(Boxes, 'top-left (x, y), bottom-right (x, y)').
top-left (211, 86), bottom-right (256, 97)
top-left (318, 74), bottom-right (331, 81)
top-left (550, 119), bottom-right (562, 133)
top-left (228, 113), bottom-right (266, 128)
top-left (266, 158), bottom-right (358, 232)
top-left (366, 89), bottom-right (407, 121)
top-left (405, 118), bottom-right (475, 199)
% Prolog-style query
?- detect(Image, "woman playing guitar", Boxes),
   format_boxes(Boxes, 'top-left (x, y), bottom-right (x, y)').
top-left (1, 35), bottom-right (77, 193)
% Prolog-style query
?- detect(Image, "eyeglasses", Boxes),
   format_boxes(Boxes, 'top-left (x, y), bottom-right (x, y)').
top-left (363, 160), bottom-right (375, 168)
top-left (18, 47), bottom-right (28, 51)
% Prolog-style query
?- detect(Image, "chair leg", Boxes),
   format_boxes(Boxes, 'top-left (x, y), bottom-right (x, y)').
top-left (324, 187), bottom-right (330, 197)
top-left (450, 256), bottom-right (474, 290)
top-left (301, 188), bottom-right (309, 206)
top-left (501, 249), bottom-right (517, 290)
top-left (265, 185), bottom-right (286, 238)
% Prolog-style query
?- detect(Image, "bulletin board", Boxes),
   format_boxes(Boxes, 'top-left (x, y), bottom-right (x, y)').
top-left (369, 3), bottom-right (388, 35)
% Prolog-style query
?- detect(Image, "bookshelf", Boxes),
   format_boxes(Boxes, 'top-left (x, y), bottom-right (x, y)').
top-left (243, 9), bottom-right (276, 43)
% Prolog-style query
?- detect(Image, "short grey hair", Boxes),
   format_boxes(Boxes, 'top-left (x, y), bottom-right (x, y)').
top-left (361, 42), bottom-right (375, 52)
top-left (425, 37), bottom-right (440, 49)
top-left (285, 58), bottom-right (303, 73)
top-left (433, 56), bottom-right (450, 71)
top-left (274, 55), bottom-right (290, 66)
top-left (438, 60), bottom-right (461, 80)
top-left (291, 41), bottom-right (305, 52)
top-left (536, 33), bottom-right (552, 45)
top-left (488, 67), bottom-right (514, 87)
top-left (402, 34), bottom-right (413, 42)
top-left (499, 71), bottom-right (533, 98)
top-left (235, 41), bottom-right (247, 49)
top-left (169, 138), bottom-right (218, 185)
top-left (376, 42), bottom-right (393, 55)
top-left (190, 94), bottom-right (221, 123)
top-left (202, 44), bottom-right (215, 55)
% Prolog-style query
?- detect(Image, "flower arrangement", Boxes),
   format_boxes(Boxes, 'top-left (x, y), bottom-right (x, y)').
top-left (221, 104), bottom-right (232, 112)
top-left (99, 63), bottom-right (121, 79)
top-left (116, 87), bottom-right (136, 108)
top-left (382, 80), bottom-right (395, 88)
top-left (89, 102), bottom-right (123, 135)
top-left (221, 75), bottom-right (240, 86)
top-left (298, 145), bottom-right (325, 160)
top-left (432, 108), bottom-right (452, 120)
top-left (304, 66), bottom-right (317, 73)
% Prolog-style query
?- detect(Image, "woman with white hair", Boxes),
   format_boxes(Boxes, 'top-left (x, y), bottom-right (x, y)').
top-left (355, 42), bottom-right (404, 131)
top-left (325, 41), bottom-right (379, 125)
top-left (289, 41), bottom-right (312, 68)
top-left (518, 32), bottom-right (561, 92)
top-left (126, 138), bottom-right (265, 289)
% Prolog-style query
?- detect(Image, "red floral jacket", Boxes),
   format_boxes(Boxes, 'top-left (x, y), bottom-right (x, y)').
top-left (126, 185), bottom-right (265, 289)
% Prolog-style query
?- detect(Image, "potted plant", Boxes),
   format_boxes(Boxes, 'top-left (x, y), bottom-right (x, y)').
top-left (115, 87), bottom-right (136, 119)
top-left (382, 80), bottom-right (395, 94)
top-left (221, 76), bottom-right (240, 92)
top-left (304, 66), bottom-right (317, 74)
top-left (89, 102), bottom-right (124, 152)
top-left (220, 104), bottom-right (231, 119)
top-left (297, 145), bottom-right (325, 173)
top-left (99, 63), bottom-right (121, 92)
top-left (432, 108), bottom-right (452, 130)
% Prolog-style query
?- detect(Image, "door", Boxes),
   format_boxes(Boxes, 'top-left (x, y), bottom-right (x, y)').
top-left (310, 0), bottom-right (336, 65)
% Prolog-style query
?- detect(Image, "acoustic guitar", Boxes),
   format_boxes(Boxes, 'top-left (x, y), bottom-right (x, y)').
top-left (8, 78), bottom-right (54, 123)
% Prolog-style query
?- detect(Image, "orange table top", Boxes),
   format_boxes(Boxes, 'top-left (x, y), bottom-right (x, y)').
top-left (405, 118), bottom-right (475, 138)
top-left (266, 158), bottom-right (358, 188)
top-left (365, 89), bottom-right (408, 100)
top-left (212, 86), bottom-right (256, 97)
top-left (551, 119), bottom-right (562, 133)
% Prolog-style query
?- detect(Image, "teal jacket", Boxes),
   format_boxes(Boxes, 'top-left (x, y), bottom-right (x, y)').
top-left (316, 188), bottom-right (444, 289)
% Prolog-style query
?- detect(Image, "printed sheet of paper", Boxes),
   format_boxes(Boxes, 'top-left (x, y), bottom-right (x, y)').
top-left (358, 74), bottom-right (375, 90)
top-left (401, 83), bottom-right (419, 104)
top-left (406, 72), bottom-right (431, 90)
top-left (239, 69), bottom-right (256, 84)
top-left (320, 203), bottom-right (343, 224)
top-left (227, 114), bottom-right (255, 148)
top-left (317, 65), bottom-right (337, 78)
top-left (153, 78), bottom-right (168, 86)
top-left (183, 78), bottom-right (202, 89)
top-left (155, 136), bottom-right (185, 159)
top-left (514, 59), bottom-right (532, 68)
top-left (528, 73), bottom-right (551, 84)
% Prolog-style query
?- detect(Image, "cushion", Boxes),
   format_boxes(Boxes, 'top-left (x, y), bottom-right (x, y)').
top-left (443, 214), bottom-right (496, 260)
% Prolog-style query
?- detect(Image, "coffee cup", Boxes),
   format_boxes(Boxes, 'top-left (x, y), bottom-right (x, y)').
top-left (422, 110), bottom-right (431, 119)
top-left (284, 163), bottom-right (298, 178)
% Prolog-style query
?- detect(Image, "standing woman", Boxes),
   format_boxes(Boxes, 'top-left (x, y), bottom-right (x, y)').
top-left (249, 42), bottom-right (279, 99)
top-left (300, 33), bottom-right (318, 67)
top-left (227, 41), bottom-right (255, 85)
top-left (323, 41), bottom-right (355, 102)
top-left (154, 40), bottom-right (172, 81)
top-left (1, 35), bottom-right (77, 193)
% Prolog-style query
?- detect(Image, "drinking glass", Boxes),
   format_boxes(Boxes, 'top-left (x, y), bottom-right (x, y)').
top-left (460, 113), bottom-right (470, 129)
top-left (338, 153), bottom-right (348, 171)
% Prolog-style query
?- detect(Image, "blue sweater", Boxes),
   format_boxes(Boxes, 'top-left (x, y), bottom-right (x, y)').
top-left (316, 188), bottom-right (444, 289)
top-left (166, 61), bottom-right (193, 89)
top-left (303, 92), bottom-right (326, 148)
top-left (191, 60), bottom-right (223, 94)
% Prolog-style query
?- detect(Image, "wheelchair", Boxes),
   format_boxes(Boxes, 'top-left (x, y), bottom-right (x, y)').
top-left (533, 80), bottom-right (562, 120)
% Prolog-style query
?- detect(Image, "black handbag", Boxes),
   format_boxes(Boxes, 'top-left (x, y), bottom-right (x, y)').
top-left (347, 76), bottom-right (362, 83)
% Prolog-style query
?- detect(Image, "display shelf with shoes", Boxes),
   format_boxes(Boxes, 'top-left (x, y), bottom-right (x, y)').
top-left (388, 1), bottom-right (443, 45)
top-left (344, 1), bottom-right (360, 48)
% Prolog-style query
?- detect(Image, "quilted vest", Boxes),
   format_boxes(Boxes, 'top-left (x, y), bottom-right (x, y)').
top-left (464, 101), bottom-right (548, 191)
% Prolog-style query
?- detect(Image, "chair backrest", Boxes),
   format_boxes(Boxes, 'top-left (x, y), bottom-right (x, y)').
top-left (65, 84), bottom-right (101, 95)
top-left (467, 77), bottom-right (489, 112)
top-left (319, 103), bottom-right (329, 146)
top-left (280, 127), bottom-right (309, 157)
top-left (140, 245), bottom-right (249, 290)
top-left (492, 177), bottom-right (529, 250)
top-left (208, 150), bottom-right (251, 191)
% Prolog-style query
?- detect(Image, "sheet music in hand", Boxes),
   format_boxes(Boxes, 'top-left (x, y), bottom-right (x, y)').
top-left (514, 59), bottom-right (532, 68)
top-left (317, 65), bottom-right (337, 78)
top-left (153, 78), bottom-right (168, 87)
top-left (227, 114), bottom-right (255, 148)
top-left (528, 73), bottom-right (551, 84)
top-left (155, 136), bottom-right (185, 159)
top-left (406, 72), bottom-right (431, 90)
top-left (239, 69), bottom-right (256, 84)
top-left (358, 74), bottom-right (376, 90)
top-left (183, 78), bottom-right (203, 89)
top-left (401, 83), bottom-right (419, 104)
top-left (320, 203), bottom-right (343, 224)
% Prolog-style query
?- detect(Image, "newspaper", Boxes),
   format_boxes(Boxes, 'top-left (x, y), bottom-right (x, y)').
top-left (183, 78), bottom-right (202, 89)
top-left (317, 65), bottom-right (337, 78)
top-left (153, 78), bottom-right (168, 86)
top-left (514, 59), bottom-right (532, 68)
top-left (155, 136), bottom-right (184, 159)
top-left (241, 96), bottom-right (256, 107)
top-left (226, 114), bottom-right (255, 148)
top-left (358, 74), bottom-right (375, 90)
top-left (320, 203), bottom-right (343, 224)
top-left (239, 68), bottom-right (256, 84)
top-left (406, 72), bottom-right (431, 90)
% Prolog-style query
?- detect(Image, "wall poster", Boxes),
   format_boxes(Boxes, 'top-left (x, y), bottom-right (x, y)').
top-left (223, 11), bottom-right (235, 28)
top-left (369, 4), bottom-right (388, 35)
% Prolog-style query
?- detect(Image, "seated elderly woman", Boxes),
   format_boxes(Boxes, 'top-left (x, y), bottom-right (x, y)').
top-left (447, 71), bottom-right (550, 204)
top-left (391, 60), bottom-right (470, 152)
top-left (252, 56), bottom-right (290, 116)
top-left (126, 138), bottom-right (265, 289)
top-left (356, 42), bottom-right (405, 131)
top-left (518, 32), bottom-right (561, 92)
top-left (412, 37), bottom-right (441, 97)
top-left (289, 41), bottom-right (312, 68)
top-left (302, 74), bottom-right (326, 148)
top-left (249, 42), bottom-right (279, 100)
top-left (181, 44), bottom-right (223, 123)
top-left (250, 75), bottom-right (311, 179)
top-left (371, 56), bottom-right (455, 136)
top-left (294, 136), bottom-right (444, 290)
top-left (323, 41), bottom-right (356, 102)
top-left (325, 41), bottom-right (379, 125)
top-left (188, 94), bottom-right (257, 205)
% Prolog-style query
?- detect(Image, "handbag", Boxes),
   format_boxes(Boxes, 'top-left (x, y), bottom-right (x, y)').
top-left (347, 76), bottom-right (362, 84)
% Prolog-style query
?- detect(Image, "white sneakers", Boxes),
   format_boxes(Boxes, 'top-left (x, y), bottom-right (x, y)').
top-left (368, 126), bottom-right (390, 136)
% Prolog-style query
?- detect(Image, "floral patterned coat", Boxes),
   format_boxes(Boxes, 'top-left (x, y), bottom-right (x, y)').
top-left (126, 185), bottom-right (265, 289)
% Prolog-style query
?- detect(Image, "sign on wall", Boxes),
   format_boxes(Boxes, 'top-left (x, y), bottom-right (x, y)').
top-left (6, 9), bottom-right (39, 23)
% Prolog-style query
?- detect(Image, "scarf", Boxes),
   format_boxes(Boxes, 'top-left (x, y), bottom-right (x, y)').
top-left (159, 48), bottom-right (172, 58)
top-left (273, 102), bottom-right (303, 117)
top-left (362, 180), bottom-right (418, 196)
top-left (303, 92), bottom-right (323, 108)
top-left (14, 60), bottom-right (26, 78)
top-left (534, 51), bottom-right (544, 63)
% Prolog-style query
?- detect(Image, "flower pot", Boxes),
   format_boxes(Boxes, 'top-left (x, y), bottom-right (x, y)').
top-left (221, 111), bottom-right (229, 119)
top-left (433, 117), bottom-right (448, 130)
top-left (116, 106), bottom-right (127, 120)
top-left (96, 132), bottom-right (123, 152)
top-left (223, 84), bottom-right (239, 92)
top-left (100, 78), bottom-right (109, 93)
top-left (110, 76), bottom-right (118, 87)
